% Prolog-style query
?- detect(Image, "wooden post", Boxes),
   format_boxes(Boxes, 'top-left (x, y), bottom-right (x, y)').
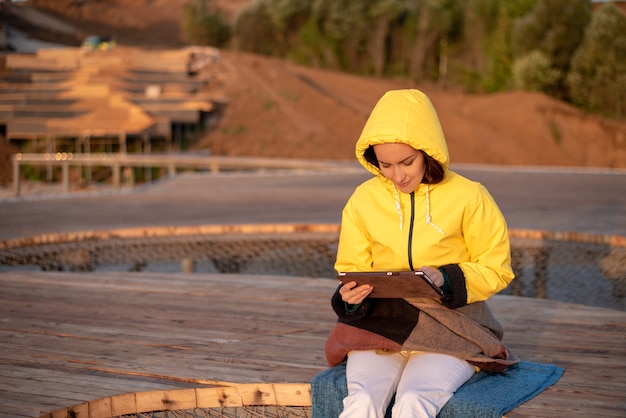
top-left (112, 163), bottom-right (121, 188)
top-left (84, 134), bottom-right (92, 183)
top-left (12, 157), bottom-right (20, 197)
top-left (123, 166), bottom-right (135, 187)
top-left (120, 132), bottom-right (127, 154)
top-left (46, 135), bottom-right (53, 182)
top-left (143, 133), bottom-right (152, 182)
top-left (62, 163), bottom-right (70, 193)
top-left (175, 123), bottom-right (181, 152)
top-left (533, 248), bottom-right (549, 299)
top-left (181, 258), bottom-right (196, 273)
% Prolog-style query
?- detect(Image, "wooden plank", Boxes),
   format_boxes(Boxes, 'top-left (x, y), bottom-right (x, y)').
top-left (41, 385), bottom-right (313, 418)
top-left (4, 54), bottom-right (77, 71)
top-left (0, 406), bottom-right (35, 418)
top-left (196, 386), bottom-right (245, 407)
top-left (109, 393), bottom-right (136, 417)
top-left (0, 271), bottom-right (624, 417)
top-left (135, 388), bottom-right (197, 412)
top-left (489, 295), bottom-right (626, 417)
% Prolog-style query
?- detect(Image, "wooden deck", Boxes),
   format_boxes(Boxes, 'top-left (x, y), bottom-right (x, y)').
top-left (0, 270), bottom-right (624, 417)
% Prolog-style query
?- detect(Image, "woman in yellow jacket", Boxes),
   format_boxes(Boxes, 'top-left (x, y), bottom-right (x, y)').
top-left (324, 89), bottom-right (517, 417)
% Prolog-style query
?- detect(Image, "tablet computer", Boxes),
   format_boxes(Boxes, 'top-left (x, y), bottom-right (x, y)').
top-left (337, 271), bottom-right (444, 298)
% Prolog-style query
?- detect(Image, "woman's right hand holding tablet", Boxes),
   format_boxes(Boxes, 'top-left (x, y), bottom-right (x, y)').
top-left (340, 281), bottom-right (374, 304)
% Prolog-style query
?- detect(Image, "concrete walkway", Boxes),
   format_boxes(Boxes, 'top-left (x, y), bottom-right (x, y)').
top-left (0, 164), bottom-right (625, 241)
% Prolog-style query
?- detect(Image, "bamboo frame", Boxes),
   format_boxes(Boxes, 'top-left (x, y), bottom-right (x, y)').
top-left (40, 383), bottom-right (312, 418)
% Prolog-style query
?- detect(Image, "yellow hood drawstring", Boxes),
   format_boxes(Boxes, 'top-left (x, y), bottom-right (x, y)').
top-left (393, 185), bottom-right (403, 231)
top-left (393, 184), bottom-right (445, 235)
top-left (426, 185), bottom-right (446, 235)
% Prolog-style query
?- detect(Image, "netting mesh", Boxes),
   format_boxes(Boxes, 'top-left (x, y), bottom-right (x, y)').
top-left (0, 233), bottom-right (338, 277)
top-left (118, 406), bottom-right (311, 417)
top-left (1, 226), bottom-right (624, 311)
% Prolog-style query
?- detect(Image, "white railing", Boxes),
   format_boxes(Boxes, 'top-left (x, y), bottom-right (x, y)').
top-left (11, 152), bottom-right (357, 196)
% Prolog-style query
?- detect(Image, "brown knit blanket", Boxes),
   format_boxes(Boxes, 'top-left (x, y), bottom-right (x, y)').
top-left (325, 300), bottom-right (519, 372)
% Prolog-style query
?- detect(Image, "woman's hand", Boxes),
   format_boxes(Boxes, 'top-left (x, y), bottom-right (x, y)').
top-left (339, 281), bottom-right (373, 305)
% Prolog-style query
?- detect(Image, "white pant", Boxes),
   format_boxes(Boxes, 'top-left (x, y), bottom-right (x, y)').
top-left (339, 350), bottom-right (475, 418)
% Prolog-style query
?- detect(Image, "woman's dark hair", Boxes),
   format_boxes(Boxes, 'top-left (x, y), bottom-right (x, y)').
top-left (363, 145), bottom-right (445, 185)
top-left (363, 145), bottom-right (379, 168)
top-left (422, 152), bottom-right (445, 184)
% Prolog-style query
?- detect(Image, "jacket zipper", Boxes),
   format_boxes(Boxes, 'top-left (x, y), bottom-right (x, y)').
top-left (408, 191), bottom-right (415, 270)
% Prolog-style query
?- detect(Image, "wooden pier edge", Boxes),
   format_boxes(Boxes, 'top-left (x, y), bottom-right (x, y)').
top-left (40, 383), bottom-right (313, 418)
top-left (39, 382), bottom-right (532, 418)
top-left (2, 223), bottom-right (624, 251)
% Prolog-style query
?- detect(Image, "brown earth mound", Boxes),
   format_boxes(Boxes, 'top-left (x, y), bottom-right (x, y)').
top-left (1, 0), bottom-right (625, 191)
top-left (200, 50), bottom-right (626, 168)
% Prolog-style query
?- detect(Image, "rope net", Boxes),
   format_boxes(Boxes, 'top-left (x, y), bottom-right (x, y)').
top-left (1, 224), bottom-right (624, 311)
top-left (118, 406), bottom-right (311, 417)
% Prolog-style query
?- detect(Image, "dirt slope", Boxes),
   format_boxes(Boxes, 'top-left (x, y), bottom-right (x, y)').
top-left (200, 50), bottom-right (626, 167)
top-left (2, 0), bottom-right (625, 177)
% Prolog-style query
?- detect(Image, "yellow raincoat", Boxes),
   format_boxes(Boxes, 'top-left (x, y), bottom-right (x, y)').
top-left (335, 89), bottom-right (514, 305)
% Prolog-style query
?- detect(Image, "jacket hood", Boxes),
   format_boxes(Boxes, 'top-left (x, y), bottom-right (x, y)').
top-left (356, 89), bottom-right (449, 177)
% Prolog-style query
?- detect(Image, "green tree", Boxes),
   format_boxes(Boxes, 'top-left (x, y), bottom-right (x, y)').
top-left (512, 0), bottom-right (591, 98)
top-left (296, 0), bottom-right (412, 74)
top-left (231, 1), bottom-right (276, 55)
top-left (265, 0), bottom-right (311, 31)
top-left (512, 49), bottom-right (562, 92)
top-left (183, 0), bottom-right (231, 47)
top-left (225, 0), bottom-right (623, 120)
top-left (410, 0), bottom-right (464, 83)
top-left (481, 5), bottom-right (514, 92)
top-left (309, 0), bottom-right (371, 70)
top-left (458, 0), bottom-right (536, 93)
top-left (366, 0), bottom-right (414, 77)
top-left (263, 0), bottom-right (311, 54)
top-left (568, 2), bottom-right (626, 118)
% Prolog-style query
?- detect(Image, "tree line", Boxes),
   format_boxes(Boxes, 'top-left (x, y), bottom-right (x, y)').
top-left (183, 0), bottom-right (626, 120)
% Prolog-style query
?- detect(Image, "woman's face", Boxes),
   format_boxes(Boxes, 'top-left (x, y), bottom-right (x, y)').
top-left (373, 143), bottom-right (426, 193)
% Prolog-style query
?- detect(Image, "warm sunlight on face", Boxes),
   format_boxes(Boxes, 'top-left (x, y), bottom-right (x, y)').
top-left (373, 143), bottom-right (426, 194)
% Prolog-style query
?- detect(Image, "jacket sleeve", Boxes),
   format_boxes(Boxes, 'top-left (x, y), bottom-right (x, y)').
top-left (334, 196), bottom-right (374, 273)
top-left (330, 284), bottom-right (375, 321)
top-left (454, 184), bottom-right (515, 304)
